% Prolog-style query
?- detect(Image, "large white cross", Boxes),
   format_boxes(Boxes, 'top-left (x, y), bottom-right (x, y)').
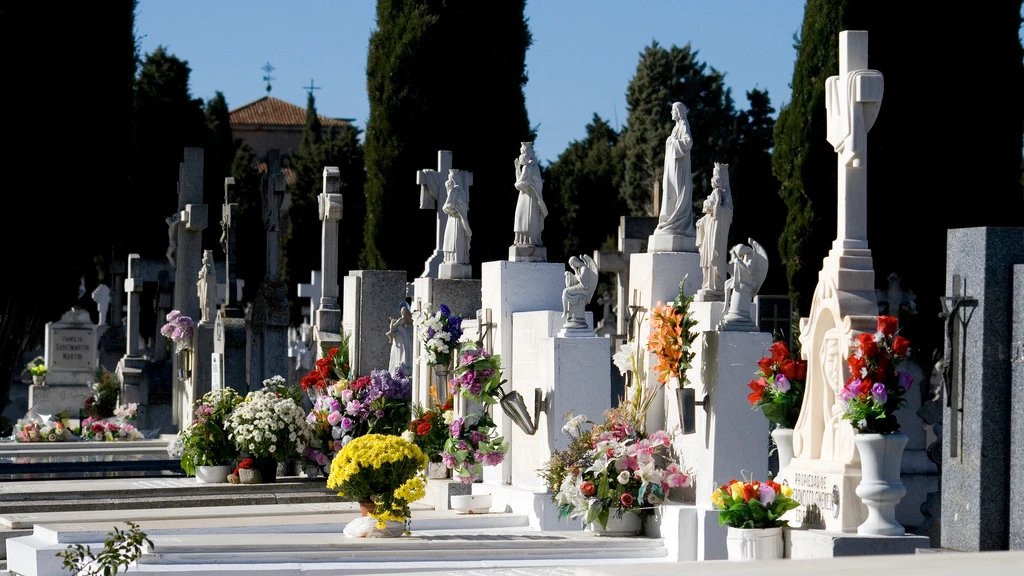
top-left (417, 150), bottom-right (473, 278)
top-left (298, 270), bottom-right (323, 327)
top-left (825, 30), bottom-right (883, 252)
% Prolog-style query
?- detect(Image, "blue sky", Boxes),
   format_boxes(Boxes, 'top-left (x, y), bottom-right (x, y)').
top-left (135, 0), bottom-right (808, 163)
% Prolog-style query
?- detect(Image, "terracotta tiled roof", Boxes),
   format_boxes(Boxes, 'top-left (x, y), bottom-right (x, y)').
top-left (230, 96), bottom-right (350, 128)
top-left (255, 163), bottom-right (297, 187)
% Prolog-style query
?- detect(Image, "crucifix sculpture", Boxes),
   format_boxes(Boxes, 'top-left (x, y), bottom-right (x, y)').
top-left (417, 151), bottom-right (473, 278)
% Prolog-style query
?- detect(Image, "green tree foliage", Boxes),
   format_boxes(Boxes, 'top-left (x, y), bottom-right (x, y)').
top-left (361, 0), bottom-right (533, 274)
top-left (0, 0), bottom-right (137, 410)
top-left (282, 94), bottom-right (366, 323)
top-left (621, 42), bottom-right (737, 217)
top-left (544, 114), bottom-right (627, 263)
top-left (131, 45), bottom-right (207, 259)
top-left (773, 0), bottom-right (1024, 360)
top-left (203, 91), bottom-right (235, 251)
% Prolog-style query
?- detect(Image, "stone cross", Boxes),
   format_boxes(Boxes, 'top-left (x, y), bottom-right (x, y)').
top-left (171, 148), bottom-right (208, 325)
top-left (595, 291), bottom-right (617, 338)
top-left (417, 150), bottom-right (473, 278)
top-left (220, 177), bottom-right (240, 309)
top-left (110, 245), bottom-right (126, 328)
top-left (316, 167), bottom-right (343, 336)
top-left (593, 216), bottom-right (658, 337)
top-left (298, 270), bottom-right (323, 328)
top-left (825, 30), bottom-right (883, 252)
top-left (91, 284), bottom-right (111, 327)
top-left (124, 255), bottom-right (143, 357)
top-left (261, 150), bottom-right (287, 282)
top-left (875, 272), bottom-right (916, 322)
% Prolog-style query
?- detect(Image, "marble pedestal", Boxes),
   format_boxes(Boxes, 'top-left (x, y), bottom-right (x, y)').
top-left (342, 270), bottom-right (408, 377)
top-left (647, 233), bottom-right (696, 253)
top-left (509, 310), bottom-right (604, 492)
top-left (480, 260), bottom-right (565, 484)
top-left (438, 263), bottom-right (472, 280)
top-left (785, 528), bottom-right (930, 558)
top-left (509, 245), bottom-right (547, 263)
top-left (411, 277), bottom-right (482, 408)
top-left (628, 251), bottom-right (701, 433)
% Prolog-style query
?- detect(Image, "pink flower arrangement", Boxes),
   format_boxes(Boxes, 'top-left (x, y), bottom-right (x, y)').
top-left (160, 310), bottom-right (194, 348)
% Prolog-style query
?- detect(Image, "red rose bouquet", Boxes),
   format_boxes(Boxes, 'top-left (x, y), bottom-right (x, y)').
top-left (840, 315), bottom-right (913, 434)
top-left (747, 341), bottom-right (807, 428)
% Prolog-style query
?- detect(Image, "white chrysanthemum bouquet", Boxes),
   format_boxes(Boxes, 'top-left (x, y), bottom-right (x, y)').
top-left (225, 389), bottom-right (314, 462)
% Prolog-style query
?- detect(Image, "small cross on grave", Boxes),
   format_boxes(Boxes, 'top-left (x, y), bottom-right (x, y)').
top-left (875, 272), bottom-right (916, 323)
top-left (595, 291), bottom-right (617, 338)
top-left (938, 274), bottom-right (978, 460)
top-left (593, 216), bottom-right (658, 339)
top-left (417, 151), bottom-right (473, 278)
top-left (475, 308), bottom-right (496, 353)
top-left (754, 295), bottom-right (793, 350)
top-left (298, 271), bottom-right (323, 328)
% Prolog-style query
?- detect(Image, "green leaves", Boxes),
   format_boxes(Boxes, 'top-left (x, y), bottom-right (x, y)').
top-left (57, 521), bottom-right (152, 575)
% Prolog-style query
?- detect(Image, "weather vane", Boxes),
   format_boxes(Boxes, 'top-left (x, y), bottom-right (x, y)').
top-left (262, 62), bottom-right (276, 94)
top-left (303, 78), bottom-right (321, 97)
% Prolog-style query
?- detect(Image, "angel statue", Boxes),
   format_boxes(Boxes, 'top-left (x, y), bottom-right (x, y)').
top-left (559, 254), bottom-right (599, 336)
top-left (719, 238), bottom-right (769, 331)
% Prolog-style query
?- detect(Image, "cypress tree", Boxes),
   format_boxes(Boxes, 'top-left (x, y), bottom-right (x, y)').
top-left (361, 0), bottom-right (533, 274)
top-left (203, 91), bottom-right (234, 252)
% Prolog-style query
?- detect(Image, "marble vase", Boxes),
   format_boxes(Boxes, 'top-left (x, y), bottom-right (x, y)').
top-left (586, 511), bottom-right (642, 536)
top-left (771, 427), bottom-right (795, 472)
top-left (726, 526), bottom-right (783, 560)
top-left (854, 432), bottom-right (908, 536)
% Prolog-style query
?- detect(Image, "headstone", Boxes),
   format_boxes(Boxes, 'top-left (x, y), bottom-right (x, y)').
top-left (91, 284), bottom-right (111, 329)
top-left (417, 151), bottom-right (474, 278)
top-left (171, 147), bottom-right (208, 430)
top-left (215, 177), bottom-right (247, 394)
top-left (297, 271), bottom-right (323, 328)
top-left (246, 149), bottom-right (290, 389)
top-left (1009, 265), bottom-right (1024, 551)
top-left (594, 291), bottom-right (617, 338)
top-left (99, 246), bottom-right (127, 374)
top-left (30, 308), bottom-right (97, 417)
top-left (776, 30), bottom-right (885, 533)
top-left (313, 167), bottom-right (344, 359)
top-left (593, 216), bottom-right (658, 339)
top-left (116, 254), bottom-right (148, 427)
top-left (941, 227), bottom-right (1024, 552)
top-left (342, 270), bottom-right (408, 377)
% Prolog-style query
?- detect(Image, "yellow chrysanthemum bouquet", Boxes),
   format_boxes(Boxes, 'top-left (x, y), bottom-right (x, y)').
top-left (327, 434), bottom-right (428, 529)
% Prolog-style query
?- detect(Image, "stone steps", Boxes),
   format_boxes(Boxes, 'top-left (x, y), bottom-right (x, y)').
top-left (0, 477), bottom-right (334, 503)
top-left (0, 490), bottom-right (338, 515)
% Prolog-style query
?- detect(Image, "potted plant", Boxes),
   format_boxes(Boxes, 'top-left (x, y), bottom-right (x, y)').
top-left (26, 357), bottom-right (47, 386)
top-left (542, 407), bottom-right (690, 536)
top-left (179, 389), bottom-right (243, 483)
top-left (225, 388), bottom-right (314, 483)
top-left (839, 314), bottom-right (914, 536)
top-left (747, 340), bottom-right (807, 470)
top-left (83, 368), bottom-right (121, 421)
top-left (711, 478), bottom-right (799, 560)
top-left (326, 433), bottom-right (428, 537)
top-left (404, 394), bottom-right (454, 479)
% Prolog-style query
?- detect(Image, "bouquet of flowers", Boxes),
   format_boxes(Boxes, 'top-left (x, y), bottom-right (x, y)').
top-left (83, 368), bottom-right (121, 420)
top-left (413, 303), bottom-right (464, 367)
top-left (80, 406), bottom-right (143, 441)
top-left (449, 344), bottom-right (504, 404)
top-left (441, 409), bottom-right (508, 483)
top-left (179, 389), bottom-right (243, 476)
top-left (404, 396), bottom-right (453, 464)
top-left (160, 310), bottom-right (194, 351)
top-left (304, 385), bottom-right (358, 475)
top-left (840, 315), bottom-right (914, 434)
top-left (545, 407), bottom-right (689, 530)
top-left (15, 414), bottom-right (71, 442)
top-left (710, 478), bottom-right (799, 529)
top-left (327, 434), bottom-right (428, 528)
top-left (26, 357), bottom-right (47, 377)
top-left (300, 341), bottom-right (351, 397)
top-left (260, 375), bottom-right (304, 405)
top-left (225, 389), bottom-right (314, 462)
top-left (647, 279), bottom-right (698, 386)
top-left (747, 341), bottom-right (808, 428)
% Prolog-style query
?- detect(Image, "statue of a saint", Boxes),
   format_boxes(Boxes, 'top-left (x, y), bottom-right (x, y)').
top-left (653, 102), bottom-right (696, 239)
top-left (695, 163), bottom-right (734, 300)
top-left (560, 255), bottom-right (599, 334)
top-left (720, 238), bottom-right (769, 331)
top-left (513, 142), bottom-right (547, 247)
top-left (197, 250), bottom-right (217, 323)
top-left (386, 303), bottom-right (415, 375)
top-left (442, 169), bottom-right (472, 265)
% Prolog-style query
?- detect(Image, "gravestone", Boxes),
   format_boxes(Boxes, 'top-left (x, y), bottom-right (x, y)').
top-left (215, 177), bottom-right (247, 393)
top-left (342, 270), bottom-right (408, 377)
top-left (941, 227), bottom-right (1024, 552)
top-left (170, 148), bottom-right (208, 430)
top-left (417, 151), bottom-right (474, 278)
top-left (99, 246), bottom-right (128, 374)
top-left (593, 216), bottom-right (658, 340)
top-left (313, 167), bottom-right (344, 359)
top-left (753, 295), bottom-right (793, 350)
top-left (298, 271), bottom-right (322, 328)
top-left (116, 254), bottom-right (149, 427)
top-left (1009, 265), bottom-right (1024, 551)
top-left (31, 308), bottom-right (99, 415)
top-left (246, 150), bottom-right (290, 388)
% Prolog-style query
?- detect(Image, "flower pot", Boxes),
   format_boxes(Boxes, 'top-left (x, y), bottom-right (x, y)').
top-left (196, 465), bottom-right (232, 484)
top-left (31, 374), bottom-right (45, 386)
top-left (359, 500), bottom-right (376, 517)
top-left (252, 457), bottom-right (278, 484)
top-left (427, 461), bottom-right (450, 479)
top-left (772, 427), bottom-right (795, 472)
top-left (586, 510), bottom-right (642, 536)
top-left (238, 468), bottom-right (262, 484)
top-left (854, 431), bottom-right (908, 536)
top-left (726, 526), bottom-right (783, 560)
top-left (450, 494), bottom-right (492, 514)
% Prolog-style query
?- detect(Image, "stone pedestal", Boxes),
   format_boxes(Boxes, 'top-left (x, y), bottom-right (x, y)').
top-left (214, 308), bottom-right (247, 392)
top-left (116, 355), bottom-right (148, 427)
top-left (508, 245), bottom-right (547, 263)
top-left (647, 233), bottom-right (696, 253)
top-left (785, 528), bottom-right (930, 558)
top-left (509, 311), bottom-right (604, 491)
top-left (411, 277), bottom-right (482, 408)
top-left (628, 251), bottom-right (701, 433)
top-left (438, 263), bottom-right (472, 280)
top-left (342, 270), bottom-right (408, 377)
top-left (480, 260), bottom-right (565, 484)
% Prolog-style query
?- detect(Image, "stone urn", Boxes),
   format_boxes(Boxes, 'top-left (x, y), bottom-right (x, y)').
top-left (31, 374), bottom-right (45, 386)
top-left (854, 431), bottom-right (908, 536)
top-left (726, 526), bottom-right (784, 560)
top-left (771, 427), bottom-right (795, 471)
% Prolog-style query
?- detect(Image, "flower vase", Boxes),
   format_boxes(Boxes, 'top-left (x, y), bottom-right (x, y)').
top-left (31, 374), bottom-right (45, 386)
top-left (585, 510), bottom-right (642, 536)
top-left (196, 465), bottom-right (232, 484)
top-left (771, 427), bottom-right (795, 471)
top-left (726, 527), bottom-right (784, 560)
top-left (432, 363), bottom-right (451, 407)
top-left (252, 457), bottom-right (278, 484)
top-left (854, 432), bottom-right (908, 536)
top-left (359, 500), bottom-right (376, 517)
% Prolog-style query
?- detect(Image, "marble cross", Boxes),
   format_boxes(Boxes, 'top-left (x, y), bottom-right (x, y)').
top-left (261, 150), bottom-right (287, 282)
top-left (91, 284), bottom-right (111, 327)
top-left (220, 177), bottom-right (239, 308)
top-left (298, 270), bottom-right (323, 328)
top-left (875, 272), bottom-right (916, 321)
top-left (417, 150), bottom-right (473, 278)
top-left (825, 30), bottom-right (883, 251)
top-left (592, 216), bottom-right (658, 338)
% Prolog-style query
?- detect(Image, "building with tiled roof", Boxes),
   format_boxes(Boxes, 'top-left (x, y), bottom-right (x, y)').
top-left (230, 96), bottom-right (353, 161)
